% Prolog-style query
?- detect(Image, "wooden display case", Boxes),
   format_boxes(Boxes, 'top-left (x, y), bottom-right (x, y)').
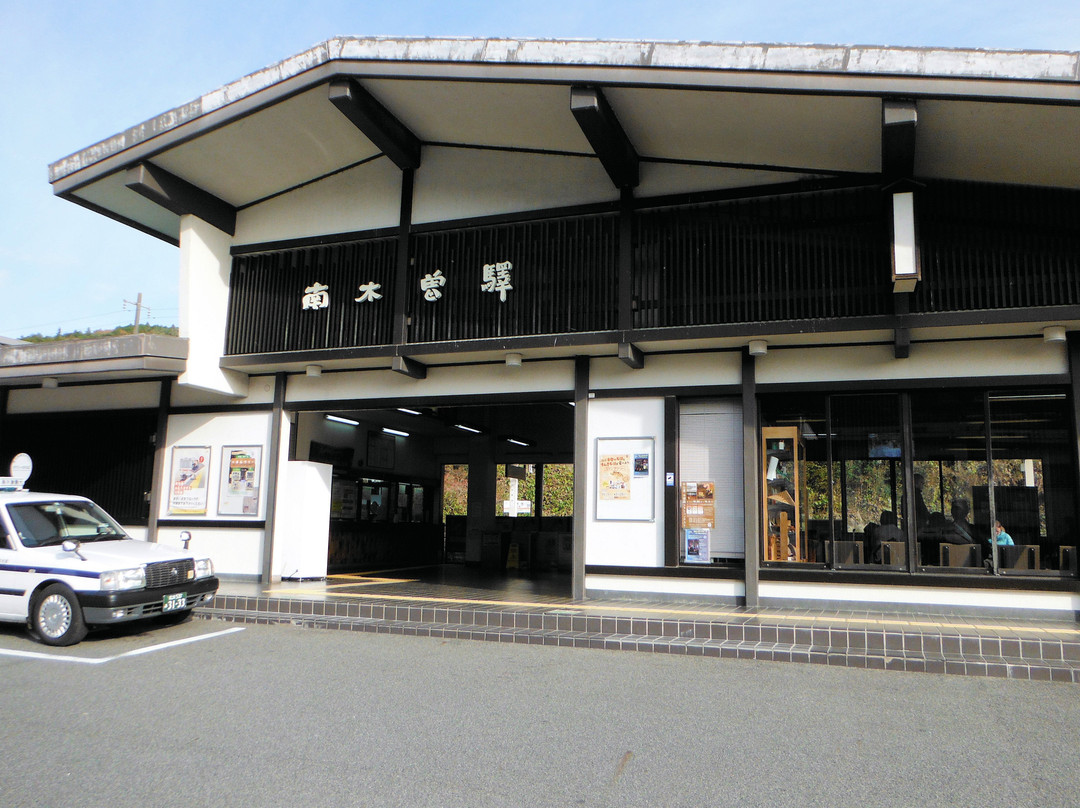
top-left (762, 427), bottom-right (807, 562)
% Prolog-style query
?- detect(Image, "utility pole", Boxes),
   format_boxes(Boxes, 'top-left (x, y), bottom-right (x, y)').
top-left (123, 292), bottom-right (144, 334)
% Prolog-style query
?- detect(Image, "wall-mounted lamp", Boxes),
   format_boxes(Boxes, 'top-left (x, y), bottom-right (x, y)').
top-left (305, 364), bottom-right (322, 377)
top-left (41, 377), bottom-right (59, 389)
top-left (382, 427), bottom-right (410, 438)
top-left (891, 191), bottom-right (921, 293)
top-left (748, 339), bottom-right (768, 357)
top-left (325, 414), bottom-right (359, 426)
top-left (1043, 325), bottom-right (1067, 344)
top-left (506, 352), bottom-right (523, 367)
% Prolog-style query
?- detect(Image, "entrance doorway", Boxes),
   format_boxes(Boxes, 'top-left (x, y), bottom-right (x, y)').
top-left (292, 400), bottom-right (575, 593)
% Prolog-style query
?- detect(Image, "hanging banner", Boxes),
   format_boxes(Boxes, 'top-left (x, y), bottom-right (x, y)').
top-left (169, 446), bottom-right (211, 515)
top-left (218, 446), bottom-right (263, 516)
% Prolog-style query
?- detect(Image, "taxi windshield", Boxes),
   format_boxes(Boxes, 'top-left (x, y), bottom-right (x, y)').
top-left (6, 501), bottom-right (127, 548)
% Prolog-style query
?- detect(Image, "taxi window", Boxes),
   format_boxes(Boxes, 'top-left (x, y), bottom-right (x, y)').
top-left (7, 501), bottom-right (123, 547)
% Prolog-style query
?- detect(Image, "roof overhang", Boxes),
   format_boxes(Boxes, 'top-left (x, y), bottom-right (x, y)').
top-left (48, 37), bottom-right (1080, 245)
top-left (0, 334), bottom-right (188, 386)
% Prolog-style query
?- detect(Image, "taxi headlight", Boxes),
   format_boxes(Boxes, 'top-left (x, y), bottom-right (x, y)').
top-left (194, 558), bottom-right (214, 579)
top-left (101, 567), bottom-right (146, 592)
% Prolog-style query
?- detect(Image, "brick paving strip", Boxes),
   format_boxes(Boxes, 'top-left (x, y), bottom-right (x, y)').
top-left (196, 589), bottom-right (1080, 683)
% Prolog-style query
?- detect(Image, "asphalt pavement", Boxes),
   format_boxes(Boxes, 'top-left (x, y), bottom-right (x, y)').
top-left (0, 616), bottom-right (1076, 807)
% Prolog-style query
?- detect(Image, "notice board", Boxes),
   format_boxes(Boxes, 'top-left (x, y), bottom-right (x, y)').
top-left (595, 437), bottom-right (655, 521)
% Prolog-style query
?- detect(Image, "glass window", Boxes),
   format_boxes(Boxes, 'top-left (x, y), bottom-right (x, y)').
top-left (496, 464), bottom-right (535, 518)
top-left (910, 390), bottom-right (989, 570)
top-left (541, 464), bottom-right (574, 517)
top-left (831, 395), bottom-right (906, 567)
top-left (988, 393), bottom-right (1078, 573)
top-left (442, 464), bottom-right (468, 520)
top-left (759, 394), bottom-right (829, 565)
top-left (8, 500), bottom-right (125, 547)
top-left (757, 387), bottom-right (1077, 578)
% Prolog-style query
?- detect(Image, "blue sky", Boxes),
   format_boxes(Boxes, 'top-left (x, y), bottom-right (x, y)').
top-left (1, 1), bottom-right (1077, 338)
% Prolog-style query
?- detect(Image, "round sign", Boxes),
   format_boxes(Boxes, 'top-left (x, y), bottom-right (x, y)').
top-left (10, 453), bottom-right (32, 484)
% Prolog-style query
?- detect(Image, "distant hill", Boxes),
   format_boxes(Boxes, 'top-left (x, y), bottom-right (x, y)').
top-left (20, 325), bottom-right (179, 343)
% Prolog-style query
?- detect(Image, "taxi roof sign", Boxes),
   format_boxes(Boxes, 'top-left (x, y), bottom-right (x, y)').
top-left (4, 453), bottom-right (32, 490)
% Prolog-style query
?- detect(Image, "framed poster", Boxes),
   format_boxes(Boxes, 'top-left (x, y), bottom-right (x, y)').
top-left (366, 432), bottom-right (395, 470)
top-left (217, 446), bottom-right (262, 516)
top-left (168, 446), bottom-right (211, 515)
top-left (595, 437), bottom-right (655, 521)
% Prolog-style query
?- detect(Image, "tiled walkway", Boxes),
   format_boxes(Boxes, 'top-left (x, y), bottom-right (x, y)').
top-left (197, 567), bottom-right (1080, 683)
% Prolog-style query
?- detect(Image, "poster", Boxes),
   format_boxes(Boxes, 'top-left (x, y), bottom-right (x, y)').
top-left (595, 437), bottom-right (655, 521)
top-left (169, 446), bottom-right (210, 515)
top-left (684, 528), bottom-right (711, 563)
top-left (331, 478), bottom-right (358, 519)
top-left (218, 446), bottom-right (262, 516)
top-left (681, 481), bottom-right (715, 529)
top-left (598, 453), bottom-right (632, 500)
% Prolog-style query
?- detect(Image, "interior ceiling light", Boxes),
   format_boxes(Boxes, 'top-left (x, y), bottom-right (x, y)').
top-left (397, 407), bottom-right (422, 416)
top-left (325, 414), bottom-right (360, 426)
top-left (453, 423), bottom-right (482, 434)
top-left (382, 427), bottom-right (410, 438)
top-left (506, 436), bottom-right (531, 447)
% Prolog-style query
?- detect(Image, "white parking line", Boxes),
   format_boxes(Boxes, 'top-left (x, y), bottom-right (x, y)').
top-left (0, 626), bottom-right (245, 665)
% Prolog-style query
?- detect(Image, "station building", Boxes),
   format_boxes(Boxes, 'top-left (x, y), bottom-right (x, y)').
top-left (6, 37), bottom-right (1080, 616)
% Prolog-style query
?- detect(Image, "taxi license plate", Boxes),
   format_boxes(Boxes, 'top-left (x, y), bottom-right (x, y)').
top-left (162, 593), bottom-right (187, 612)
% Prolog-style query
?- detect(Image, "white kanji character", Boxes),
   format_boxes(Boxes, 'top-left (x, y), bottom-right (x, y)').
top-left (302, 282), bottom-right (330, 310)
top-left (354, 281), bottom-right (383, 303)
top-left (481, 261), bottom-right (513, 302)
top-left (421, 269), bottom-right (447, 302)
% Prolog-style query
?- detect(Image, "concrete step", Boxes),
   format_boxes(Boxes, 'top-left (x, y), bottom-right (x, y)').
top-left (195, 595), bottom-right (1080, 683)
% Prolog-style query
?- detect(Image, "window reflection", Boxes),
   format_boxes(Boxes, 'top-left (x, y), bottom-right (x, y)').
top-left (758, 387), bottom-right (1078, 578)
top-left (989, 393), bottom-right (1077, 573)
top-left (832, 395), bottom-right (905, 567)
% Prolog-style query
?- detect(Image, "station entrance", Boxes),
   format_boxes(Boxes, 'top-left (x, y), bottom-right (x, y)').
top-left (292, 400), bottom-right (575, 594)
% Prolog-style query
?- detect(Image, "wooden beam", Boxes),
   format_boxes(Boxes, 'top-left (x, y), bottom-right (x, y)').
top-left (618, 341), bottom-right (645, 369)
top-left (392, 355), bottom-right (426, 379)
top-left (329, 78), bottom-right (421, 171)
top-left (125, 162), bottom-right (236, 235)
top-left (570, 85), bottom-right (639, 189)
top-left (882, 99), bottom-right (917, 185)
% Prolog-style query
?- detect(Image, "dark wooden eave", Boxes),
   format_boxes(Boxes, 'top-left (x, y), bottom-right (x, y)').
top-left (328, 78), bottom-right (422, 171)
top-left (882, 99), bottom-right (917, 185)
top-left (125, 162), bottom-right (236, 235)
top-left (570, 85), bottom-right (639, 190)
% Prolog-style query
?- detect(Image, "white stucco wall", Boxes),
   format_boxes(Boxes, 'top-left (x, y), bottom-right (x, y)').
top-left (287, 359), bottom-right (577, 404)
top-left (6, 381), bottom-right (161, 414)
top-left (234, 159), bottom-right (403, 245)
top-left (177, 215), bottom-right (248, 397)
top-left (161, 410), bottom-right (275, 577)
top-left (585, 397), bottom-right (666, 567)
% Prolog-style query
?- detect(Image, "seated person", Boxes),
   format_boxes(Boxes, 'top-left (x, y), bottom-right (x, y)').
top-left (946, 499), bottom-right (976, 544)
top-left (873, 510), bottom-right (905, 563)
top-left (994, 520), bottom-right (1014, 546)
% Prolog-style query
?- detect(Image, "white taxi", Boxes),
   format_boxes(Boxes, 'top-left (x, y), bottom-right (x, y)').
top-left (0, 477), bottom-right (217, 646)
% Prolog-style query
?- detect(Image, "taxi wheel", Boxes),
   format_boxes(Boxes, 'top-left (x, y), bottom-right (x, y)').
top-left (31, 584), bottom-right (88, 647)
